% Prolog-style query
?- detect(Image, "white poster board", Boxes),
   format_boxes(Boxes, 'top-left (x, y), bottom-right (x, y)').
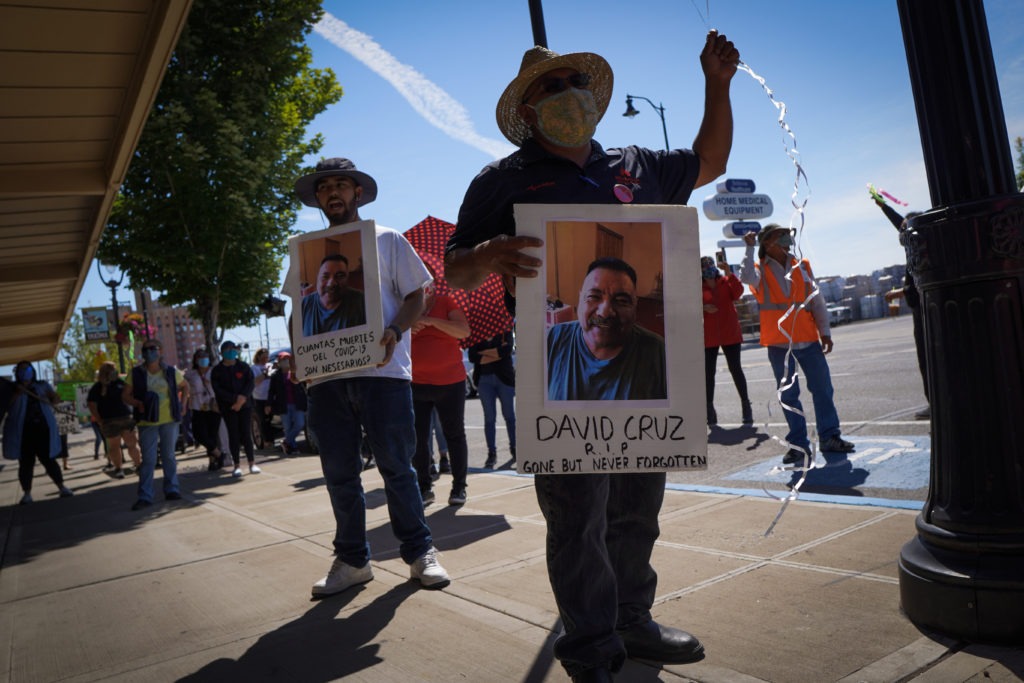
top-left (514, 204), bottom-right (707, 474)
top-left (284, 220), bottom-right (385, 380)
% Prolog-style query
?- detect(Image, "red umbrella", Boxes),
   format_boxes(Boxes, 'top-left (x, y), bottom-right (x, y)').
top-left (404, 216), bottom-right (513, 349)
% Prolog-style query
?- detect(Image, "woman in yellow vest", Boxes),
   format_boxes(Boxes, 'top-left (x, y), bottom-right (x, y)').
top-left (740, 225), bottom-right (855, 466)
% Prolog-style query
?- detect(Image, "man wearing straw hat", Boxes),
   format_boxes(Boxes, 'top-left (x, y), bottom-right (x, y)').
top-left (446, 31), bottom-right (740, 682)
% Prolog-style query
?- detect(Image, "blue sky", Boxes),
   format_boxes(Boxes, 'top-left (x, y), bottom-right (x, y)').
top-left (71, 0), bottom-right (1023, 353)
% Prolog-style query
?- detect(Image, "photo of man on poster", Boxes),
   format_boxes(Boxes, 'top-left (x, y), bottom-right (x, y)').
top-left (298, 233), bottom-right (367, 338)
top-left (547, 256), bottom-right (666, 401)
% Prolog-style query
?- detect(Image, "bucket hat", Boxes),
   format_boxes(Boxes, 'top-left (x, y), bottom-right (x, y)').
top-left (294, 158), bottom-right (378, 208)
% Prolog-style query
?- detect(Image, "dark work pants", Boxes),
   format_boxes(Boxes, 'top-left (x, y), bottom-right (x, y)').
top-left (218, 403), bottom-right (254, 465)
top-left (18, 423), bottom-right (64, 492)
top-left (191, 409), bottom-right (222, 456)
top-left (411, 381), bottom-right (468, 493)
top-left (705, 343), bottom-right (750, 407)
top-left (535, 471), bottom-right (665, 676)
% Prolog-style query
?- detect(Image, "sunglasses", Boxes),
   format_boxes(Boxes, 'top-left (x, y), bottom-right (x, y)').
top-left (142, 346), bottom-right (160, 352)
top-left (523, 72), bottom-right (591, 102)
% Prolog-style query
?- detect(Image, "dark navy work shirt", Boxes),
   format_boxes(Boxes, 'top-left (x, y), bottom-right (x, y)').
top-left (448, 138), bottom-right (700, 252)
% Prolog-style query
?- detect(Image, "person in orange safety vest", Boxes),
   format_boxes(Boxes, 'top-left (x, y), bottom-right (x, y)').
top-left (740, 224), bottom-right (855, 466)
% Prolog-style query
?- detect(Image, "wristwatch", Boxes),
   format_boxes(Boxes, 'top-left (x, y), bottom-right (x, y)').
top-left (387, 323), bottom-right (402, 341)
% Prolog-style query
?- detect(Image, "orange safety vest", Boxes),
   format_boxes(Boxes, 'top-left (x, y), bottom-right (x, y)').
top-left (750, 258), bottom-right (820, 346)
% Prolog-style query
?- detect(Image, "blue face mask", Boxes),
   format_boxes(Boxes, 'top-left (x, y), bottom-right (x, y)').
top-left (702, 266), bottom-right (719, 280)
top-left (142, 349), bottom-right (160, 364)
top-left (16, 366), bottom-right (34, 382)
top-left (197, 357), bottom-right (210, 368)
top-left (223, 350), bottom-right (239, 361)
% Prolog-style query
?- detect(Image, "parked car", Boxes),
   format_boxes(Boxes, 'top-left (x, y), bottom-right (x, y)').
top-left (828, 306), bottom-right (852, 326)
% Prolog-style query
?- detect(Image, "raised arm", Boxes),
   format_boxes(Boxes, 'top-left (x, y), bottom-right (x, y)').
top-left (692, 30), bottom-right (740, 189)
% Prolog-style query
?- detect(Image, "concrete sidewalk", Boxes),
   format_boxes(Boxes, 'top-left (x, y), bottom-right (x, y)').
top-left (2, 435), bottom-right (1022, 682)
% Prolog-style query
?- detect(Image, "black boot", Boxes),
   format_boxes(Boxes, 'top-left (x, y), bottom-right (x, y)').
top-left (706, 403), bottom-right (717, 426)
top-left (741, 400), bottom-right (753, 425)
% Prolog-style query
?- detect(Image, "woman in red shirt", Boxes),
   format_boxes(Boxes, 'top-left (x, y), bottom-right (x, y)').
top-left (411, 262), bottom-right (471, 507)
top-left (702, 255), bottom-right (753, 425)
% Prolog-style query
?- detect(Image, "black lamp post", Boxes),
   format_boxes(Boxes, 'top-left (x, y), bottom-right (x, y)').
top-left (623, 94), bottom-right (670, 152)
top-left (896, 0), bottom-right (1024, 644)
top-left (96, 261), bottom-right (126, 374)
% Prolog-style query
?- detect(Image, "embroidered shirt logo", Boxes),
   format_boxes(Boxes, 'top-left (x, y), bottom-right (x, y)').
top-left (526, 181), bottom-right (556, 192)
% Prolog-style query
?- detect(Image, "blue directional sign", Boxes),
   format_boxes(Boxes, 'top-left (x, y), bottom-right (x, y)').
top-left (722, 221), bottom-right (762, 237)
top-left (716, 178), bottom-right (756, 193)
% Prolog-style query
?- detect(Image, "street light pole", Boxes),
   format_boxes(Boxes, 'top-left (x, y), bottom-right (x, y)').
top-left (96, 261), bottom-right (126, 374)
top-left (623, 94), bottom-right (670, 152)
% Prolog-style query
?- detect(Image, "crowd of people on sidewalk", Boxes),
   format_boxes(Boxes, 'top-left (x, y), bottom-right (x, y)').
top-left (2, 338), bottom-right (322, 507)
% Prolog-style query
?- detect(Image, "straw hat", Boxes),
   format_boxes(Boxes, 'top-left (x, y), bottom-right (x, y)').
top-left (495, 46), bottom-right (613, 146)
top-left (294, 158), bottom-right (378, 208)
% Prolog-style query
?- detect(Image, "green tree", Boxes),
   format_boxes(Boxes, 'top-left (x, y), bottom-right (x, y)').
top-left (53, 314), bottom-right (120, 383)
top-left (99, 0), bottom-right (342, 352)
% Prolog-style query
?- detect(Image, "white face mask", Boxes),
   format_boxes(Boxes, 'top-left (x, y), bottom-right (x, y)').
top-left (529, 88), bottom-right (599, 148)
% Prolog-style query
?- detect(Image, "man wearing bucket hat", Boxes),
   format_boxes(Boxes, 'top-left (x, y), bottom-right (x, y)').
top-left (293, 158), bottom-right (450, 596)
top-left (740, 225), bottom-right (856, 466)
top-left (445, 31), bottom-right (740, 681)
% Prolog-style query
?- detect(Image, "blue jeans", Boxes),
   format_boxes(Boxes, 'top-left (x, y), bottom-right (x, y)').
top-left (535, 472), bottom-right (665, 676)
top-left (282, 404), bottom-right (306, 449)
top-left (308, 377), bottom-right (432, 566)
top-left (476, 373), bottom-right (516, 453)
top-left (137, 422), bottom-right (180, 503)
top-left (767, 344), bottom-right (841, 451)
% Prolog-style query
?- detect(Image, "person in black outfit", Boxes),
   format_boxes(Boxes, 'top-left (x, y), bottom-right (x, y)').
top-left (210, 340), bottom-right (258, 477)
top-left (445, 33), bottom-right (740, 681)
top-left (3, 361), bottom-right (74, 504)
top-left (872, 195), bottom-right (928, 419)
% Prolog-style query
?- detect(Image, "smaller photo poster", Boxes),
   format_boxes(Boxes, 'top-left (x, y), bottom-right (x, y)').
top-left (284, 220), bottom-right (385, 381)
top-left (82, 306), bottom-right (111, 343)
top-left (514, 203), bottom-right (707, 475)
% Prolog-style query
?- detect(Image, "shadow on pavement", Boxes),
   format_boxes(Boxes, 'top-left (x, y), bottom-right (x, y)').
top-left (789, 452), bottom-right (868, 496)
top-left (178, 582), bottom-right (417, 682)
top-left (708, 424), bottom-right (772, 451)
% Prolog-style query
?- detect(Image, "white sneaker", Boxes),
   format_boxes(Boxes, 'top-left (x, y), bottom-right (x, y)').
top-left (311, 557), bottom-right (373, 597)
top-left (249, 464), bottom-right (261, 474)
top-left (410, 547), bottom-right (450, 589)
top-left (232, 467), bottom-right (243, 478)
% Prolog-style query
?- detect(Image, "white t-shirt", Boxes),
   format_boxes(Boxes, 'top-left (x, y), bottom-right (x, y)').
top-left (313, 225), bottom-right (431, 384)
top-left (251, 363), bottom-right (270, 400)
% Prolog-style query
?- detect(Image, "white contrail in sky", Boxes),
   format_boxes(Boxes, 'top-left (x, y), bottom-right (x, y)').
top-left (315, 13), bottom-right (515, 160)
